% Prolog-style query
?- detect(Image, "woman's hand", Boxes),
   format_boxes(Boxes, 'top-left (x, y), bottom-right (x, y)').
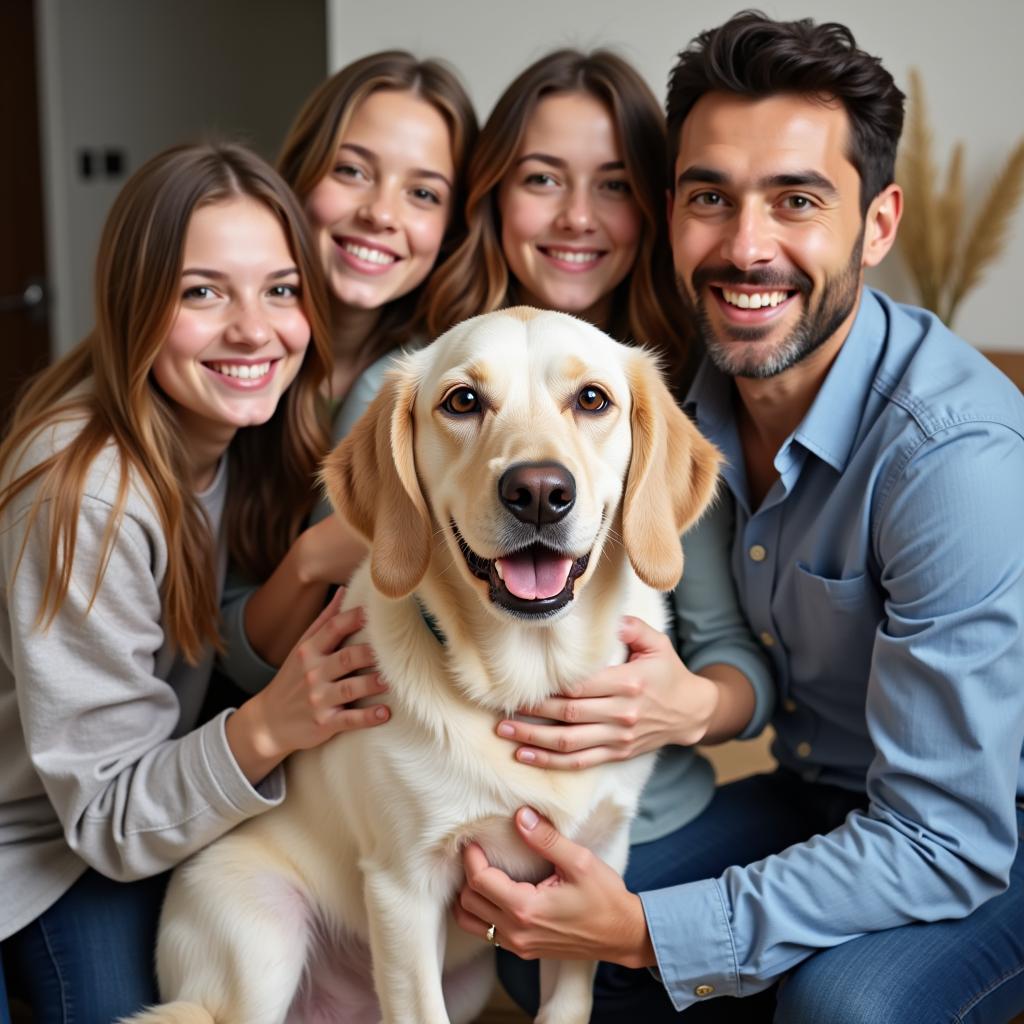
top-left (227, 587), bottom-right (388, 783)
top-left (454, 807), bottom-right (655, 967)
top-left (494, 615), bottom-right (720, 770)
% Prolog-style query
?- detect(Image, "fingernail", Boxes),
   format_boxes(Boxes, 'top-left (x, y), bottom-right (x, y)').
top-left (519, 807), bottom-right (539, 830)
top-left (517, 749), bottom-right (536, 763)
top-left (374, 706), bottom-right (389, 720)
top-left (497, 723), bottom-right (515, 738)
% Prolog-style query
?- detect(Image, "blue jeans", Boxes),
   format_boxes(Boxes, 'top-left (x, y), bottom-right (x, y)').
top-left (498, 770), bottom-right (1024, 1022)
top-left (2, 867), bottom-right (168, 1024)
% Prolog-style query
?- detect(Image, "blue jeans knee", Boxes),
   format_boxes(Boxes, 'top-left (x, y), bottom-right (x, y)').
top-left (2, 868), bottom-right (168, 1024)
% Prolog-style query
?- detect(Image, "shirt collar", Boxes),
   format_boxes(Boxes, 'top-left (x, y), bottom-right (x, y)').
top-left (685, 287), bottom-right (886, 475)
top-left (684, 354), bottom-right (732, 439)
top-left (791, 288), bottom-right (885, 472)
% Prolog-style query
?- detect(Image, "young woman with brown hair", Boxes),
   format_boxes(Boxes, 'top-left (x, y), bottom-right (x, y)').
top-left (424, 48), bottom-right (691, 389)
top-left (219, 51), bottom-right (479, 683)
top-left (0, 143), bottom-right (388, 1023)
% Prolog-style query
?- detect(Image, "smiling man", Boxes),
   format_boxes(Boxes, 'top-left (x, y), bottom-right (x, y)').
top-left (457, 12), bottom-right (1024, 1022)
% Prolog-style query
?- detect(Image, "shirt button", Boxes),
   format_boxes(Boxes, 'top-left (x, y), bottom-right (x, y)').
top-left (759, 631), bottom-right (775, 647)
top-left (784, 698), bottom-right (797, 712)
top-left (796, 741), bottom-right (812, 758)
top-left (748, 544), bottom-right (767, 562)
top-left (695, 984), bottom-right (715, 997)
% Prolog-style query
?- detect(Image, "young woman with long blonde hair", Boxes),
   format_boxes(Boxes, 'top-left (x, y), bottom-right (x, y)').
top-left (219, 51), bottom-right (478, 685)
top-left (0, 143), bottom-right (388, 1023)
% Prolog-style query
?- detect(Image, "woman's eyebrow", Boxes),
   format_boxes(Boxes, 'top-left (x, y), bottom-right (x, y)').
top-left (516, 152), bottom-right (626, 173)
top-left (338, 142), bottom-right (452, 188)
top-left (181, 267), bottom-right (299, 279)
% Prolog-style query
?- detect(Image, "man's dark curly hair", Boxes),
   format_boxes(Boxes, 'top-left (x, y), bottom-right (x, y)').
top-left (666, 10), bottom-right (905, 214)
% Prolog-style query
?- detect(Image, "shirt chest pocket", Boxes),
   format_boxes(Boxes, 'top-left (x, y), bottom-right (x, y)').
top-left (781, 564), bottom-right (883, 702)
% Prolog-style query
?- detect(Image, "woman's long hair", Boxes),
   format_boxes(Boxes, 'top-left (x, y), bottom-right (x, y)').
top-left (424, 49), bottom-right (693, 390)
top-left (0, 143), bottom-right (331, 664)
top-left (278, 51), bottom-right (478, 361)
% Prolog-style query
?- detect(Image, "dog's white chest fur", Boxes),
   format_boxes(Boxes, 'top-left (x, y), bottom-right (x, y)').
top-left (243, 558), bottom-right (663, 1022)
top-left (288, 556), bottom-right (661, 867)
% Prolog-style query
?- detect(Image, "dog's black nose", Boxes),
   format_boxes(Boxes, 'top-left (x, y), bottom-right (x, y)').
top-left (499, 462), bottom-right (576, 526)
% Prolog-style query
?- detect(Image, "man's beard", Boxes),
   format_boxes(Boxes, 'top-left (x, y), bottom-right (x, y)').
top-left (677, 230), bottom-right (864, 379)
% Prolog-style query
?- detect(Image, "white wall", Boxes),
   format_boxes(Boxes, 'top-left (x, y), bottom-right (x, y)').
top-left (327, 0), bottom-right (1024, 351)
top-left (37, 0), bottom-right (327, 355)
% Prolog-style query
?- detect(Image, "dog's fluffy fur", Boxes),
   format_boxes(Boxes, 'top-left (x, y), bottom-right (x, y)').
top-left (127, 310), bottom-right (720, 1024)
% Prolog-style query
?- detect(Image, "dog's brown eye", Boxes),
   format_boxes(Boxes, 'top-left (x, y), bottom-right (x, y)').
top-left (442, 387), bottom-right (481, 415)
top-left (576, 386), bottom-right (609, 413)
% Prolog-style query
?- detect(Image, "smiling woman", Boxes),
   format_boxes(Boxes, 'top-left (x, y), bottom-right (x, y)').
top-left (151, 196), bottom-right (313, 485)
top-left (0, 143), bottom-right (391, 1022)
top-left (425, 49), bottom-right (690, 390)
top-left (214, 52), bottom-right (480, 683)
top-left (303, 89), bottom-right (455, 331)
top-left (278, 51), bottom-right (477, 399)
top-left (497, 91), bottom-right (642, 327)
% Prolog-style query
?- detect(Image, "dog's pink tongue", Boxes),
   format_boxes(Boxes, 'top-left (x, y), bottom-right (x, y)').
top-left (497, 549), bottom-right (572, 600)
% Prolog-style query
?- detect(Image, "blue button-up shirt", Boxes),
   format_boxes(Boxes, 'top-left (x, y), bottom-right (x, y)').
top-left (640, 288), bottom-right (1024, 1008)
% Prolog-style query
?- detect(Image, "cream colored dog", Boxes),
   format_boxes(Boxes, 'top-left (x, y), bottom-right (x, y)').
top-left (130, 309), bottom-right (720, 1024)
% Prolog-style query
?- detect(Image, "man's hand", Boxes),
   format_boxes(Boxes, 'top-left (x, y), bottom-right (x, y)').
top-left (454, 807), bottom-right (656, 968)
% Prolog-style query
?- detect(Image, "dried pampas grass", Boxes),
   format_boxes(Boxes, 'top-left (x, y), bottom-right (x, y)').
top-left (896, 68), bottom-right (1024, 327)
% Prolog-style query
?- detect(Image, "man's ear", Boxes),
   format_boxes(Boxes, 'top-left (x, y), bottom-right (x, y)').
top-left (319, 370), bottom-right (432, 598)
top-left (862, 182), bottom-right (903, 268)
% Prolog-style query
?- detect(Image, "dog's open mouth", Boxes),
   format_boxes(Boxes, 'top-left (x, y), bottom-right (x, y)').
top-left (453, 524), bottom-right (590, 616)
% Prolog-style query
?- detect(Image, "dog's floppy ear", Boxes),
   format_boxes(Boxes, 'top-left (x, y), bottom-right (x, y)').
top-left (320, 369), bottom-right (432, 598)
top-left (622, 354), bottom-right (722, 591)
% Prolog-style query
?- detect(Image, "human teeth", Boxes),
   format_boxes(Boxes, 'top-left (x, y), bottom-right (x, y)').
top-left (547, 249), bottom-right (600, 264)
top-left (343, 242), bottom-right (396, 265)
top-left (722, 289), bottom-right (788, 309)
top-left (211, 362), bottom-right (271, 380)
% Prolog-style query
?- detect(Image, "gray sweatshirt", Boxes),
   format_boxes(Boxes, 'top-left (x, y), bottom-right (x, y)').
top-left (0, 415), bottom-right (285, 940)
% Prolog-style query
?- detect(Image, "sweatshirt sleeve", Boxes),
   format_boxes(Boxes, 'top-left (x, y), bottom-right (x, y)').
top-left (7, 494), bottom-right (284, 881)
